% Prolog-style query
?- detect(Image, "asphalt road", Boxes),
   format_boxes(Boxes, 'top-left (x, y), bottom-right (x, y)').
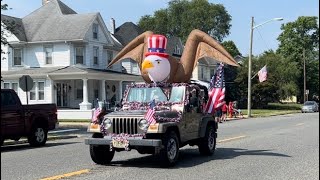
top-left (1, 113), bottom-right (319, 180)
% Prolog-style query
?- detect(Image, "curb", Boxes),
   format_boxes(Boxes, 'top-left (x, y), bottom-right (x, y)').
top-left (58, 122), bottom-right (89, 129)
top-left (3, 135), bottom-right (78, 146)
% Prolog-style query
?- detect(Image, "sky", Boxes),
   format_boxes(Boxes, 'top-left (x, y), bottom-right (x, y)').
top-left (2, 0), bottom-right (319, 56)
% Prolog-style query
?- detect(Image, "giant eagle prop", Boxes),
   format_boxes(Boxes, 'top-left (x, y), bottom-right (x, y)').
top-left (108, 29), bottom-right (239, 83)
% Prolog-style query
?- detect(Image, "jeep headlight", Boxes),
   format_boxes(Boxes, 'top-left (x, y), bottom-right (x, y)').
top-left (102, 118), bottom-right (112, 130)
top-left (138, 119), bottom-right (149, 130)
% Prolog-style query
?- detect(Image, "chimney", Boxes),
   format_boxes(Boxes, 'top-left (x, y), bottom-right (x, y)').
top-left (42, 0), bottom-right (50, 5)
top-left (110, 18), bottom-right (115, 34)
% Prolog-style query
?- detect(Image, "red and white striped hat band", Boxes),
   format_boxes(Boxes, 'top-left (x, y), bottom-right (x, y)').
top-left (145, 34), bottom-right (169, 58)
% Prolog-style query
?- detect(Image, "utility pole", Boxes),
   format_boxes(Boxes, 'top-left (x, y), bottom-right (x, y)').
top-left (303, 49), bottom-right (306, 102)
top-left (247, 17), bottom-right (254, 118)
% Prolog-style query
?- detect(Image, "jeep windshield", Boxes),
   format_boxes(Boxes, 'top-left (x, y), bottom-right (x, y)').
top-left (126, 86), bottom-right (185, 103)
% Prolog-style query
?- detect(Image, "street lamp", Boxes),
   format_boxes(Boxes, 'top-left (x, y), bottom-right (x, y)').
top-left (247, 17), bottom-right (283, 118)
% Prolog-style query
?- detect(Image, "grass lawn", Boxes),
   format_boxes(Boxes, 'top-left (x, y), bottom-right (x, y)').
top-left (241, 103), bottom-right (302, 117)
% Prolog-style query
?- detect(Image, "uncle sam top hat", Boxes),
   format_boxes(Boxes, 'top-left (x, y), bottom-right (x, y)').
top-left (145, 34), bottom-right (169, 58)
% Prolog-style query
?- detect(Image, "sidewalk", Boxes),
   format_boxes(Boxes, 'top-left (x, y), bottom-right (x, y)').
top-left (58, 122), bottom-right (90, 129)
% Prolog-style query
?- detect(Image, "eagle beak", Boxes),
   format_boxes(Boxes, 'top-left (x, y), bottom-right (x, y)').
top-left (141, 59), bottom-right (154, 74)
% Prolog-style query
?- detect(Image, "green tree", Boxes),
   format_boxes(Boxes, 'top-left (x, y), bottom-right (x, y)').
top-left (221, 40), bottom-right (242, 103)
top-left (276, 16), bottom-right (319, 103)
top-left (138, 0), bottom-right (231, 43)
top-left (1, 1), bottom-right (15, 55)
top-left (221, 40), bottom-right (241, 57)
top-left (235, 51), bottom-right (299, 108)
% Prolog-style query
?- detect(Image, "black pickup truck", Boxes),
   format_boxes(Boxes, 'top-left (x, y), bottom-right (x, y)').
top-left (1, 89), bottom-right (58, 146)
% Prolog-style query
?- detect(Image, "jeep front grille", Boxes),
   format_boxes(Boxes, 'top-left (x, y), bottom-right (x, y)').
top-left (112, 118), bottom-right (138, 134)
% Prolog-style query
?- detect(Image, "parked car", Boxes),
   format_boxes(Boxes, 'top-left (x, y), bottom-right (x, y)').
top-left (301, 101), bottom-right (319, 113)
top-left (1, 89), bottom-right (58, 146)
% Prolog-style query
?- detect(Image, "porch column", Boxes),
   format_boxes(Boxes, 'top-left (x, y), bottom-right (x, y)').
top-left (47, 75), bottom-right (54, 103)
top-left (50, 80), bottom-right (54, 103)
top-left (79, 78), bottom-right (92, 110)
top-left (101, 80), bottom-right (106, 101)
top-left (118, 80), bottom-right (123, 101)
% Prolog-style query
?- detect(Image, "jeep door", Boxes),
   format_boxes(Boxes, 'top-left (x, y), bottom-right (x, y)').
top-left (184, 87), bottom-right (202, 140)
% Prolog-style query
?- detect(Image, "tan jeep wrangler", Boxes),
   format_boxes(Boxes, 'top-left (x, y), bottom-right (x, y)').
top-left (85, 82), bottom-right (218, 167)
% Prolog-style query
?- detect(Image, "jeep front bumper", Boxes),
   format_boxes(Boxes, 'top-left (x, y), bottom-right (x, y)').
top-left (85, 137), bottom-right (162, 147)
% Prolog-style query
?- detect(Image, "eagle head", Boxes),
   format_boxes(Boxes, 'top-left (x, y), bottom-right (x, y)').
top-left (142, 55), bottom-right (170, 82)
top-left (141, 34), bottom-right (170, 83)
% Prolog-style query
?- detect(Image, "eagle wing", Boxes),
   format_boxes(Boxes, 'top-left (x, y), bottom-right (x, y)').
top-left (174, 29), bottom-right (239, 82)
top-left (107, 31), bottom-right (153, 68)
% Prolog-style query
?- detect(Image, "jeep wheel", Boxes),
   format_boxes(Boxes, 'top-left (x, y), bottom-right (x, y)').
top-left (198, 125), bottom-right (216, 155)
top-left (160, 131), bottom-right (179, 167)
top-left (90, 133), bottom-right (114, 165)
top-left (28, 125), bottom-right (48, 147)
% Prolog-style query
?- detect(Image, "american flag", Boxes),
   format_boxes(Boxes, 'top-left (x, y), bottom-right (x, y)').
top-left (258, 65), bottom-right (267, 82)
top-left (145, 99), bottom-right (156, 125)
top-left (92, 99), bottom-right (101, 123)
top-left (204, 63), bottom-right (225, 114)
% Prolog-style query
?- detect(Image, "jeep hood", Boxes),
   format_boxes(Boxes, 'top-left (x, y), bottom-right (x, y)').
top-left (106, 110), bottom-right (180, 118)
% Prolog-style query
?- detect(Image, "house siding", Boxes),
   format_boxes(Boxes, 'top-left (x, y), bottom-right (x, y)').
top-left (122, 60), bottom-right (140, 75)
top-left (1, 45), bottom-right (9, 71)
top-left (85, 19), bottom-right (109, 44)
top-left (51, 43), bottom-right (71, 66)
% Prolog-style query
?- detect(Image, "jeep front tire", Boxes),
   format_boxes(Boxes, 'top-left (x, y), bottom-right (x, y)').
top-left (89, 133), bottom-right (114, 165)
top-left (160, 131), bottom-right (180, 167)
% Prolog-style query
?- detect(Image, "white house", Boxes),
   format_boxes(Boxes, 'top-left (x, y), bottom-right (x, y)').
top-left (1, 0), bottom-right (142, 119)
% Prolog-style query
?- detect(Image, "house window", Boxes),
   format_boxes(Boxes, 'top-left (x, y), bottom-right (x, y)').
top-left (38, 82), bottom-right (45, 100)
top-left (12, 82), bottom-right (18, 93)
top-left (93, 24), bottom-right (98, 39)
top-left (2, 82), bottom-right (19, 94)
top-left (93, 46), bottom-right (99, 65)
top-left (75, 47), bottom-right (84, 64)
top-left (29, 81), bottom-right (45, 101)
top-left (107, 50), bottom-right (113, 66)
top-left (44, 45), bottom-right (53, 64)
top-left (30, 82), bottom-right (36, 100)
top-left (3, 82), bottom-right (10, 89)
top-left (13, 48), bottom-right (22, 66)
top-left (201, 66), bottom-right (204, 79)
top-left (174, 45), bottom-right (181, 55)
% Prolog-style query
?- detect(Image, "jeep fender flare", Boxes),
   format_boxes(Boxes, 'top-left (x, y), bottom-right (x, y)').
top-left (199, 116), bottom-right (216, 138)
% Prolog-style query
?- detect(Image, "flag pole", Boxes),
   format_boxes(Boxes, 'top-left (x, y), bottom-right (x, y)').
top-left (251, 72), bottom-right (258, 79)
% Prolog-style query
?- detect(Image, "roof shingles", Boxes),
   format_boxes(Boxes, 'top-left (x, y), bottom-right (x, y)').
top-left (2, 0), bottom-right (97, 42)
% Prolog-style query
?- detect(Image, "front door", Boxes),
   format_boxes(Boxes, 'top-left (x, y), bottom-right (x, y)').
top-left (56, 83), bottom-right (69, 107)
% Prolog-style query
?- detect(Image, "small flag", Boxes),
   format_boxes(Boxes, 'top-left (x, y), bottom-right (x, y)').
top-left (258, 65), bottom-right (267, 82)
top-left (204, 63), bottom-right (225, 114)
top-left (145, 99), bottom-right (156, 125)
top-left (92, 99), bottom-right (101, 123)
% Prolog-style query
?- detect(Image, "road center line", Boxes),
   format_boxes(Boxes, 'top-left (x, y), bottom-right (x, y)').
top-left (218, 135), bottom-right (247, 143)
top-left (48, 129), bottom-right (80, 134)
top-left (295, 123), bottom-right (304, 126)
top-left (40, 169), bottom-right (90, 180)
